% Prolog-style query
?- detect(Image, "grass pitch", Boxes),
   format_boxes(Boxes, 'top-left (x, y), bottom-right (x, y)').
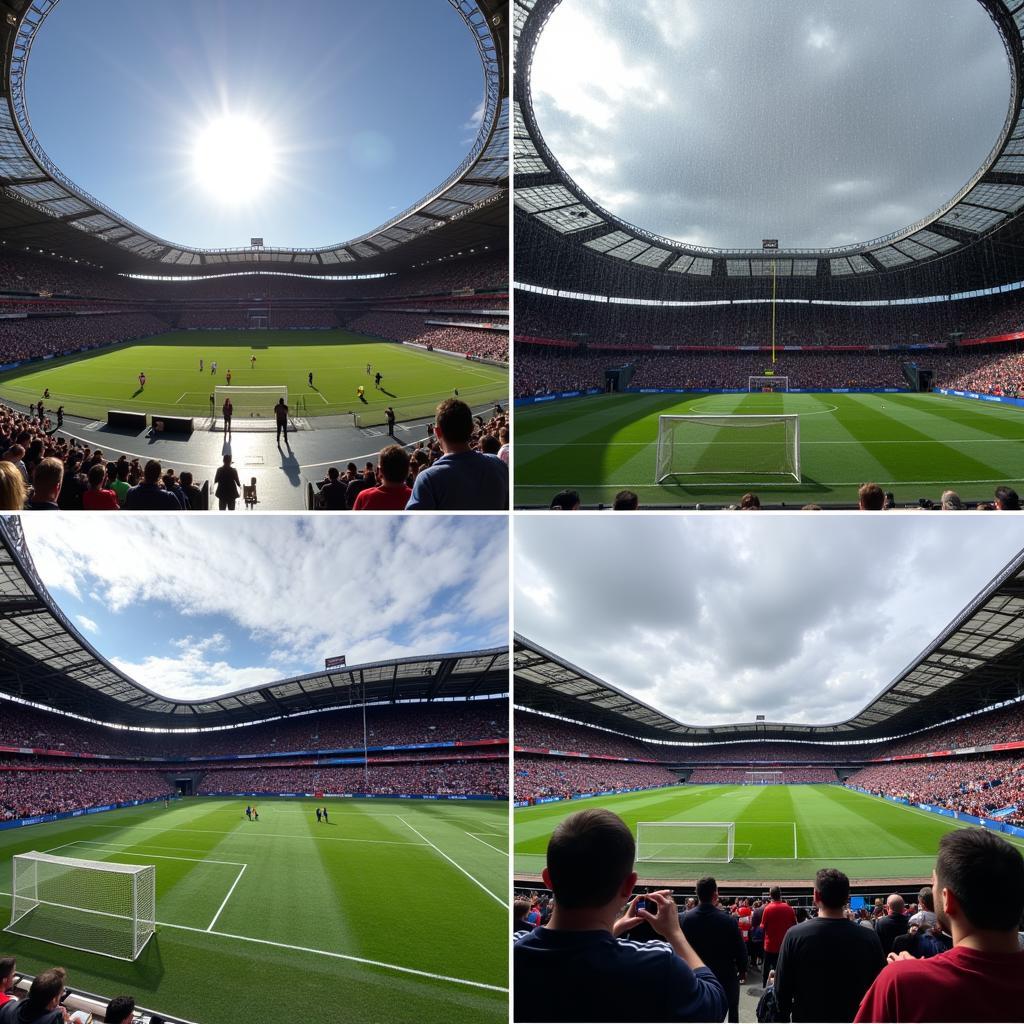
top-left (514, 391), bottom-right (1024, 506)
top-left (0, 331), bottom-right (508, 426)
top-left (0, 797), bottom-right (507, 1024)
top-left (514, 784), bottom-right (1024, 883)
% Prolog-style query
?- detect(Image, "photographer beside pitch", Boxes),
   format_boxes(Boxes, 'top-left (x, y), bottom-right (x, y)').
top-left (513, 808), bottom-right (726, 1022)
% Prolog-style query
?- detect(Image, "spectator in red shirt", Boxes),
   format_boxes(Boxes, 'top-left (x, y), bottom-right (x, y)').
top-left (0, 957), bottom-right (15, 1008)
top-left (353, 445), bottom-right (413, 511)
top-left (855, 828), bottom-right (1024, 1022)
top-left (81, 463), bottom-right (119, 511)
top-left (761, 886), bottom-right (798, 987)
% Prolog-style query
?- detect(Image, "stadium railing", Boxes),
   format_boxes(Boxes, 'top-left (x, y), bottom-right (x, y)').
top-left (9, 973), bottom-right (193, 1024)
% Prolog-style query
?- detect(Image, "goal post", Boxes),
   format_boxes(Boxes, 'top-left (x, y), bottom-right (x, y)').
top-left (655, 414), bottom-right (800, 483)
top-left (636, 821), bottom-right (735, 864)
top-left (744, 771), bottom-right (784, 785)
top-left (214, 385), bottom-right (289, 420)
top-left (7, 852), bottom-right (155, 961)
top-left (748, 376), bottom-right (790, 392)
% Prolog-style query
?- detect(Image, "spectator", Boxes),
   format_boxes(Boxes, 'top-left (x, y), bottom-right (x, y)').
top-left (858, 483), bottom-right (885, 511)
top-left (761, 886), bottom-right (798, 986)
top-left (108, 461), bottom-right (131, 507)
top-left (81, 463), bottom-right (119, 511)
top-left (0, 968), bottom-right (65, 1024)
top-left (739, 492), bottom-right (761, 510)
top-left (0, 958), bottom-right (15, 1008)
top-left (179, 471), bottom-right (203, 511)
top-left (940, 490), bottom-right (963, 511)
top-left (995, 486), bottom-right (1020, 511)
top-left (25, 458), bottom-right (63, 511)
top-left (513, 808), bottom-right (726, 1022)
top-left (774, 868), bottom-right (885, 1022)
top-left (353, 446), bottom-right (413, 510)
top-left (680, 876), bottom-right (747, 1023)
top-left (346, 462), bottom-right (376, 509)
top-left (0, 463), bottom-right (26, 511)
top-left (319, 467), bottom-right (348, 511)
top-left (856, 829), bottom-right (1024, 1022)
top-left (213, 455), bottom-right (240, 511)
top-left (513, 898), bottom-right (532, 935)
top-left (612, 490), bottom-right (639, 510)
top-left (550, 489), bottom-right (581, 511)
top-left (908, 887), bottom-right (937, 931)
top-left (123, 460), bottom-right (181, 511)
top-left (103, 997), bottom-right (134, 1024)
top-left (406, 399), bottom-right (508, 510)
top-left (874, 894), bottom-right (909, 955)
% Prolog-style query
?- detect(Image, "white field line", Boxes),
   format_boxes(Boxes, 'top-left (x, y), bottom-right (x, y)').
top-left (465, 833), bottom-right (508, 856)
top-left (207, 865), bottom-right (247, 932)
top-left (397, 816), bottom-right (508, 908)
top-left (60, 840), bottom-right (247, 868)
top-left (86, 823), bottom-right (428, 846)
top-left (515, 438), bottom-right (1024, 447)
top-left (0, 890), bottom-right (505, 994)
top-left (516, 477), bottom-right (1018, 489)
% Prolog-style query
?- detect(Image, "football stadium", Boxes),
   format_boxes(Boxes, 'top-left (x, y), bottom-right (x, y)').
top-left (0, 518), bottom-right (509, 1024)
top-left (513, 0), bottom-right (1024, 508)
top-left (0, 1), bottom-right (509, 510)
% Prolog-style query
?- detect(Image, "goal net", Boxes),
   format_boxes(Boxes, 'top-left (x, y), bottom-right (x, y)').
top-left (636, 822), bottom-right (735, 863)
top-left (744, 771), bottom-right (784, 785)
top-left (748, 376), bottom-right (790, 392)
top-left (7, 852), bottom-right (156, 961)
top-left (655, 414), bottom-right (800, 482)
top-left (214, 385), bottom-right (288, 420)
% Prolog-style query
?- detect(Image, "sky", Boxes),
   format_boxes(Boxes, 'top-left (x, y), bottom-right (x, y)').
top-left (531, 0), bottom-right (1010, 250)
top-left (515, 516), bottom-right (1024, 728)
top-left (20, 516), bottom-right (508, 702)
top-left (26, 0), bottom-right (484, 250)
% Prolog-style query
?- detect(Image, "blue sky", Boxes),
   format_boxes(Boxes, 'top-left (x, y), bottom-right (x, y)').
top-left (21, 516), bottom-right (508, 702)
top-left (27, 0), bottom-right (484, 249)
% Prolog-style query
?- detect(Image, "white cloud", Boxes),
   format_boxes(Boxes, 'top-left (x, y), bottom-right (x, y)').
top-left (75, 615), bottom-right (99, 635)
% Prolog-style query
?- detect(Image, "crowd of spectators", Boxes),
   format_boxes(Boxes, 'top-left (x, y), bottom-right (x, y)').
top-left (350, 311), bottom-right (508, 362)
top-left (514, 755), bottom-right (678, 802)
top-left (688, 767), bottom-right (839, 784)
top-left (196, 758), bottom-right (507, 798)
top-left (0, 769), bottom-right (173, 821)
top-left (847, 753), bottom-right (1024, 826)
top-left (515, 711), bottom-right (659, 759)
top-left (870, 702), bottom-right (1024, 758)
top-left (0, 313), bottom-right (169, 364)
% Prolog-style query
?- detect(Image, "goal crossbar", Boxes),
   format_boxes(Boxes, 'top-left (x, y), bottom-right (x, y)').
top-left (655, 413), bottom-right (800, 483)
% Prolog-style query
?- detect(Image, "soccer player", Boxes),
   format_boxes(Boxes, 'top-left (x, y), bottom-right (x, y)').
top-left (211, 360), bottom-right (218, 376)
top-left (308, 371), bottom-right (314, 388)
top-left (138, 371), bottom-right (146, 390)
top-left (356, 385), bottom-right (365, 400)
top-left (385, 406), bottom-right (396, 437)
top-left (199, 357), bottom-right (203, 372)
top-left (245, 805), bottom-right (251, 820)
top-left (374, 371), bottom-right (382, 389)
top-left (322, 807), bottom-right (329, 823)
top-left (225, 369), bottom-right (232, 385)
top-left (366, 362), bottom-right (371, 375)
top-left (250, 354), bottom-right (256, 368)
top-left (316, 808), bottom-right (322, 824)
top-left (253, 807), bottom-right (259, 821)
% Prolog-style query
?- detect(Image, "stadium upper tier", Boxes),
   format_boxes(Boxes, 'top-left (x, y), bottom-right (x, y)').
top-left (515, 546), bottom-right (1024, 742)
top-left (0, 1), bottom-right (507, 275)
top-left (0, 516), bottom-right (508, 728)
top-left (514, 0), bottom-right (1024, 296)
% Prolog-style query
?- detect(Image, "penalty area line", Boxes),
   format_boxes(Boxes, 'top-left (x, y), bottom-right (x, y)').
top-left (465, 833), bottom-right (508, 856)
top-left (207, 864), bottom-right (247, 932)
top-left (398, 816), bottom-right (508, 908)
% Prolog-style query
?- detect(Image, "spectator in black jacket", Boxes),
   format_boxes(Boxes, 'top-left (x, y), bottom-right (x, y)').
top-left (774, 868), bottom-right (885, 1022)
top-left (874, 894), bottom-right (909, 955)
top-left (0, 968), bottom-right (65, 1024)
top-left (680, 876), bottom-right (748, 1023)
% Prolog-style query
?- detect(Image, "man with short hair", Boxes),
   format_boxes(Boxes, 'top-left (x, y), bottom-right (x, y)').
top-left (319, 467), bottom-right (348, 511)
top-left (761, 886), bottom-right (797, 986)
top-left (274, 397), bottom-right (289, 443)
top-left (514, 808), bottom-right (726, 1022)
top-left (104, 996), bottom-right (135, 1024)
top-left (0, 958), bottom-right (16, 1009)
top-left (613, 490), bottom-right (639, 510)
top-left (123, 460), bottom-right (182, 510)
top-left (874, 894), bottom-right (908, 955)
top-left (179, 471), bottom-right (203, 511)
top-left (680, 876), bottom-right (747, 1022)
top-left (353, 446), bottom-right (412, 510)
top-left (907, 886), bottom-right (936, 931)
top-left (855, 828), bottom-right (1024, 1022)
top-left (994, 485), bottom-right (1020, 511)
top-left (406, 399), bottom-right (508, 510)
top-left (25, 458), bottom-right (63, 510)
top-left (858, 482), bottom-right (885, 510)
top-left (774, 868), bottom-right (884, 1022)
top-left (346, 462), bottom-right (376, 509)
top-left (0, 968), bottom-right (66, 1023)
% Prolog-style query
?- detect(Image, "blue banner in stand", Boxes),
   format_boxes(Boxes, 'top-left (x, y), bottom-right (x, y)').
top-left (846, 786), bottom-right (1024, 839)
top-left (0, 794), bottom-right (173, 832)
top-left (935, 388), bottom-right (1024, 408)
top-left (531, 783), bottom-right (679, 806)
top-left (515, 388), bottom-right (604, 407)
top-left (625, 386), bottom-right (906, 396)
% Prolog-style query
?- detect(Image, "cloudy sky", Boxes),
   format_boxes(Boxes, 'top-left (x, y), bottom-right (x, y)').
top-left (20, 516), bottom-right (507, 701)
top-left (515, 516), bottom-right (1023, 727)
top-left (531, 0), bottom-right (1009, 249)
top-left (28, 0), bottom-right (482, 249)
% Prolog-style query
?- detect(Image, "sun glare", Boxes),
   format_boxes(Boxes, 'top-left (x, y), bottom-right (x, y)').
top-left (191, 113), bottom-right (277, 204)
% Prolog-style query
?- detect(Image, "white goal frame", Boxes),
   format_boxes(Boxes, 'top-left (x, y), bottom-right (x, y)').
top-left (744, 771), bottom-right (784, 785)
top-left (655, 414), bottom-right (801, 483)
top-left (7, 851), bottom-right (156, 961)
top-left (636, 821), bottom-right (735, 864)
top-left (748, 375), bottom-right (790, 392)
top-left (214, 385), bottom-right (290, 420)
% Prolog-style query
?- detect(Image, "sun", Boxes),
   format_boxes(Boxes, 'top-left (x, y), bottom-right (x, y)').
top-left (191, 113), bottom-right (277, 204)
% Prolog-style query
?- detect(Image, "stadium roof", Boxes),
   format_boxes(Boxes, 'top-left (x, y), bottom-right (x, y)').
top-left (0, 516), bottom-right (508, 728)
top-left (514, 545), bottom-right (1024, 743)
top-left (514, 0), bottom-right (1024, 284)
top-left (0, 0), bottom-right (508, 277)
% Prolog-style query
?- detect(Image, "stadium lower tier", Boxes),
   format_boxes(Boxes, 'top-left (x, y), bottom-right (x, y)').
top-left (513, 783), bottom-right (1024, 883)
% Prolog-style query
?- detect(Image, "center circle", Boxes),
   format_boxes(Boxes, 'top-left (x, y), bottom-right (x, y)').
top-left (530, 0), bottom-right (1011, 250)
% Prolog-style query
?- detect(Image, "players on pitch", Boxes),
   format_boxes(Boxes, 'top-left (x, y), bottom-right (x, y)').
top-left (315, 807), bottom-right (330, 824)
